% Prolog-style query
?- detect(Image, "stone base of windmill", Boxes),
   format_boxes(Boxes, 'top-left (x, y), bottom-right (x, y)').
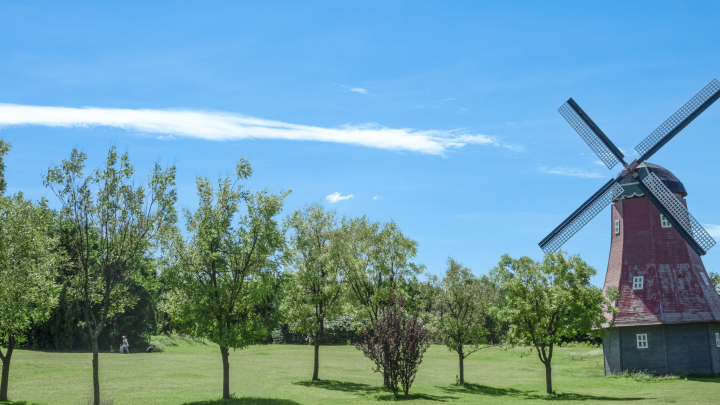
top-left (602, 323), bottom-right (720, 375)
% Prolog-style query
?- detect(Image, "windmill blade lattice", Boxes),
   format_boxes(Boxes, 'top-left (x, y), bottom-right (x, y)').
top-left (636, 79), bottom-right (720, 160)
top-left (559, 99), bottom-right (625, 170)
top-left (640, 172), bottom-right (716, 255)
top-left (539, 179), bottom-right (624, 254)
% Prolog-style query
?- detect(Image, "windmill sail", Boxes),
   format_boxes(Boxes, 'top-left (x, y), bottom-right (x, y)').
top-left (636, 79), bottom-right (720, 161)
top-left (638, 172), bottom-right (716, 256)
top-left (539, 179), bottom-right (624, 254)
top-left (559, 98), bottom-right (625, 170)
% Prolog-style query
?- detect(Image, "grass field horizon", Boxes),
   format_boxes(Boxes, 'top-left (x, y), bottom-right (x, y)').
top-left (2, 337), bottom-right (718, 404)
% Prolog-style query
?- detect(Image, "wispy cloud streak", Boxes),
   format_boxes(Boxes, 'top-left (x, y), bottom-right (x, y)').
top-left (326, 192), bottom-right (353, 203)
top-left (0, 103), bottom-right (502, 155)
top-left (538, 166), bottom-right (604, 179)
top-left (349, 88), bottom-right (368, 94)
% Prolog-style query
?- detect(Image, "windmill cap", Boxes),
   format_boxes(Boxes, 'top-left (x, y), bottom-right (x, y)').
top-left (615, 162), bottom-right (687, 201)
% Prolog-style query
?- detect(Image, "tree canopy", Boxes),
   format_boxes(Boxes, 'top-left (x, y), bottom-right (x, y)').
top-left (432, 258), bottom-right (497, 385)
top-left (162, 159), bottom-right (288, 399)
top-left (491, 252), bottom-right (616, 394)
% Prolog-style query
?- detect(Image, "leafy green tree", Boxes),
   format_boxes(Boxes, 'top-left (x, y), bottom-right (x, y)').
top-left (491, 252), bottom-right (616, 394)
top-left (162, 160), bottom-right (287, 399)
top-left (0, 191), bottom-right (63, 401)
top-left (338, 217), bottom-right (423, 386)
top-left (432, 258), bottom-right (496, 385)
top-left (709, 272), bottom-right (720, 297)
top-left (283, 204), bottom-right (343, 381)
top-left (43, 147), bottom-right (177, 405)
top-left (339, 217), bottom-right (423, 324)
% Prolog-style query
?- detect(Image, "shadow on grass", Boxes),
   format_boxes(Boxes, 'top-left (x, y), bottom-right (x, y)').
top-left (375, 393), bottom-right (458, 402)
top-left (0, 401), bottom-right (42, 405)
top-left (294, 379), bottom-right (384, 395)
top-left (294, 380), bottom-right (457, 401)
top-left (438, 383), bottom-right (646, 401)
top-left (182, 397), bottom-right (300, 405)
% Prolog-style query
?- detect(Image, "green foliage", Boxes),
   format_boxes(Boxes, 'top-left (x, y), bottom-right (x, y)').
top-left (282, 204), bottom-right (344, 343)
top-left (709, 272), bottom-right (720, 297)
top-left (491, 252), bottom-right (617, 394)
top-left (0, 193), bottom-right (62, 340)
top-left (43, 146), bottom-right (177, 340)
top-left (0, 142), bottom-right (64, 400)
top-left (0, 139), bottom-right (10, 195)
top-left (43, 146), bottom-right (177, 405)
top-left (338, 217), bottom-right (424, 326)
top-left (162, 159), bottom-right (287, 398)
top-left (430, 258), bottom-right (497, 384)
top-left (163, 159), bottom-right (287, 351)
top-left (610, 370), bottom-right (684, 382)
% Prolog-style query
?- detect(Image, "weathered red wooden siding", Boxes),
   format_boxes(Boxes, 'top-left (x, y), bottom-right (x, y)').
top-left (602, 195), bottom-right (720, 326)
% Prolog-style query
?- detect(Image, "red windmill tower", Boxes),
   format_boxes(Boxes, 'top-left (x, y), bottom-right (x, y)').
top-left (539, 80), bottom-right (720, 374)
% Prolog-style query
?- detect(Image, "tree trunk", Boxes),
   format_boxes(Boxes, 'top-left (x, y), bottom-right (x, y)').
top-left (221, 346), bottom-right (230, 399)
top-left (91, 336), bottom-right (100, 405)
top-left (0, 335), bottom-right (15, 401)
top-left (544, 361), bottom-right (552, 394)
top-left (458, 345), bottom-right (464, 385)
top-left (312, 339), bottom-right (320, 381)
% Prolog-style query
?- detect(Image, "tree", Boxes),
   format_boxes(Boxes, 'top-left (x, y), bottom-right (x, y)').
top-left (356, 291), bottom-right (436, 396)
top-left (432, 258), bottom-right (496, 385)
top-left (162, 159), bottom-right (287, 399)
top-left (491, 252), bottom-right (616, 394)
top-left (43, 147), bottom-right (177, 405)
top-left (0, 190), bottom-right (62, 401)
top-left (283, 204), bottom-right (343, 381)
top-left (709, 272), bottom-right (720, 297)
top-left (338, 217), bottom-right (424, 386)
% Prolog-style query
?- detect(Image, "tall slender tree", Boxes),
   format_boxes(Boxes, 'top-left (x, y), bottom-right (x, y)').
top-left (43, 147), bottom-right (177, 405)
top-left (283, 204), bottom-right (343, 380)
top-left (0, 142), bottom-right (63, 401)
top-left (432, 258), bottom-right (496, 385)
top-left (163, 159), bottom-right (287, 399)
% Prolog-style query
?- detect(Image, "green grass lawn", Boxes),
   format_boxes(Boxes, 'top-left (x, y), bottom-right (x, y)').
top-left (2, 339), bottom-right (718, 404)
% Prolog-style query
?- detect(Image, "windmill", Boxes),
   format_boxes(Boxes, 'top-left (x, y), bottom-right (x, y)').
top-left (540, 79), bottom-right (720, 375)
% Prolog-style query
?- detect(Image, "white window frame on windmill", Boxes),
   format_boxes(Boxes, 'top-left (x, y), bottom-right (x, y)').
top-left (660, 214), bottom-right (671, 228)
top-left (633, 276), bottom-right (644, 290)
top-left (700, 272), bottom-right (710, 286)
top-left (614, 219), bottom-right (620, 235)
top-left (716, 332), bottom-right (720, 348)
top-left (637, 333), bottom-right (648, 349)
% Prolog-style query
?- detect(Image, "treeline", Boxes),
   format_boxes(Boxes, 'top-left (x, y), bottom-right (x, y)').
top-left (6, 143), bottom-right (703, 402)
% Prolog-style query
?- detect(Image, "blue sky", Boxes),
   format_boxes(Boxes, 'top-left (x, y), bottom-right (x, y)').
top-left (2, 1), bottom-right (720, 286)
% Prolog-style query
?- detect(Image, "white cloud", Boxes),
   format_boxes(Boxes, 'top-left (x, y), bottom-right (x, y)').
top-left (326, 192), bottom-right (354, 203)
top-left (703, 224), bottom-right (720, 238)
top-left (373, 195), bottom-right (382, 200)
top-left (539, 166), bottom-right (604, 179)
top-left (0, 103), bottom-right (504, 155)
top-left (349, 88), bottom-right (368, 94)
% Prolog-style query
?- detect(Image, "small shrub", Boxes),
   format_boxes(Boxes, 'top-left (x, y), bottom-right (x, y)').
top-left (560, 341), bottom-right (601, 348)
top-left (355, 291), bottom-right (438, 397)
top-left (611, 370), bottom-right (683, 382)
top-left (569, 348), bottom-right (603, 361)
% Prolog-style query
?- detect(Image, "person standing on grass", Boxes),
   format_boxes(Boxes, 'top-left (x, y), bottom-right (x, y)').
top-left (122, 336), bottom-right (129, 354)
